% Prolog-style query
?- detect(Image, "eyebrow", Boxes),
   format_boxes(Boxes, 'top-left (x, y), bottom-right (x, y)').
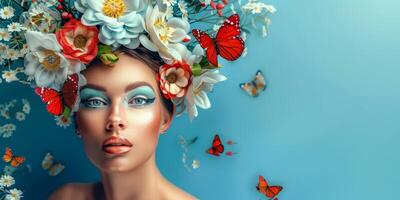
top-left (80, 82), bottom-right (154, 93)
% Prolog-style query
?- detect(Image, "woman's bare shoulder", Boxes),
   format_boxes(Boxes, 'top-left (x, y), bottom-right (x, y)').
top-left (48, 183), bottom-right (96, 200)
top-left (160, 180), bottom-right (197, 200)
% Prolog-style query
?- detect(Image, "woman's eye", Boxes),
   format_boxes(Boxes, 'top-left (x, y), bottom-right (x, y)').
top-left (81, 98), bottom-right (107, 108)
top-left (128, 96), bottom-right (155, 106)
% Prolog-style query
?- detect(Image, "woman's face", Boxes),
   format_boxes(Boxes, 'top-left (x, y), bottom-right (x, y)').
top-left (75, 53), bottom-right (172, 172)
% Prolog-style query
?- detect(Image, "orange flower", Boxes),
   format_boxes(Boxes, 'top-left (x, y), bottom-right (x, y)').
top-left (56, 19), bottom-right (99, 64)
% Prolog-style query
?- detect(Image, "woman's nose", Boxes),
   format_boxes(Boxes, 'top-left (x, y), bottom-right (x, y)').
top-left (105, 102), bottom-right (127, 132)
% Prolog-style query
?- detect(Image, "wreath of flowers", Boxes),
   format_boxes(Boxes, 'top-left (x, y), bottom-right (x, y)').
top-left (0, 0), bottom-right (276, 126)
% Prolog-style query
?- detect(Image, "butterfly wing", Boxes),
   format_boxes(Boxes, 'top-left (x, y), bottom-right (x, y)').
top-left (42, 152), bottom-right (54, 170)
top-left (257, 175), bottom-right (269, 195)
top-left (10, 156), bottom-right (25, 167)
top-left (3, 147), bottom-right (13, 163)
top-left (254, 70), bottom-right (266, 92)
top-left (35, 87), bottom-right (63, 115)
top-left (62, 73), bottom-right (79, 109)
top-left (216, 14), bottom-right (245, 62)
top-left (266, 186), bottom-right (283, 199)
top-left (49, 163), bottom-right (65, 176)
top-left (207, 135), bottom-right (224, 156)
top-left (192, 29), bottom-right (218, 67)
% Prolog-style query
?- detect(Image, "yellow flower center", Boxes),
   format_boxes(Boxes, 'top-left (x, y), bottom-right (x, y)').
top-left (154, 17), bottom-right (175, 44)
top-left (102, 0), bottom-right (126, 18)
top-left (31, 13), bottom-right (44, 26)
top-left (40, 50), bottom-right (61, 71)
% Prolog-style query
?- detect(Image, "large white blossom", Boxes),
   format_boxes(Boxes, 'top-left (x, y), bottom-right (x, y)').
top-left (24, 31), bottom-right (81, 88)
top-left (140, 5), bottom-right (190, 63)
top-left (76, 0), bottom-right (148, 49)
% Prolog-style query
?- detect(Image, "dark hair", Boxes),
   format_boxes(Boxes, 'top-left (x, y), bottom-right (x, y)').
top-left (85, 45), bottom-right (175, 115)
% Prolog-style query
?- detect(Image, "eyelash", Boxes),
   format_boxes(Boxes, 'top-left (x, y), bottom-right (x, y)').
top-left (80, 96), bottom-right (155, 108)
top-left (81, 97), bottom-right (108, 108)
top-left (128, 96), bottom-right (155, 107)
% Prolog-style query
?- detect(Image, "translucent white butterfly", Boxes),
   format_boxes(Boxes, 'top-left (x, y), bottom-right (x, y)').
top-left (239, 70), bottom-right (266, 97)
top-left (41, 152), bottom-right (65, 176)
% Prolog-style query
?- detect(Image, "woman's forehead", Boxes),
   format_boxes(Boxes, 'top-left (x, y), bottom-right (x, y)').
top-left (82, 54), bottom-right (158, 93)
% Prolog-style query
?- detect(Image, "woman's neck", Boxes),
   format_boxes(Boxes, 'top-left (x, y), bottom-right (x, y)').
top-left (98, 154), bottom-right (165, 200)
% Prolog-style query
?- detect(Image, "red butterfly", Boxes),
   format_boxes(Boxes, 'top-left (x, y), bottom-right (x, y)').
top-left (192, 14), bottom-right (245, 67)
top-left (207, 134), bottom-right (224, 156)
top-left (35, 73), bottom-right (79, 116)
top-left (256, 175), bottom-right (283, 200)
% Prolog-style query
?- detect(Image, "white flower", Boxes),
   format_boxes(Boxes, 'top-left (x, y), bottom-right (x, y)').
top-left (22, 99), bottom-right (31, 114)
top-left (178, 2), bottom-right (188, 19)
top-left (0, 175), bottom-right (15, 187)
top-left (5, 188), bottom-right (23, 200)
top-left (0, 123), bottom-right (16, 138)
top-left (140, 5), bottom-right (190, 63)
top-left (185, 70), bottom-right (226, 120)
top-left (0, 28), bottom-right (11, 41)
top-left (2, 70), bottom-right (19, 82)
top-left (242, 47), bottom-right (248, 57)
top-left (15, 112), bottom-right (26, 121)
top-left (24, 31), bottom-right (70, 88)
top-left (77, 0), bottom-right (148, 49)
top-left (0, 43), bottom-right (8, 58)
top-left (55, 115), bottom-right (72, 128)
top-left (162, 0), bottom-right (177, 7)
top-left (0, 7), bottom-right (15, 19)
top-left (7, 23), bottom-right (25, 33)
top-left (165, 5), bottom-right (173, 19)
top-left (192, 159), bottom-right (200, 169)
top-left (265, 5), bottom-right (276, 14)
top-left (230, 3), bottom-right (236, 14)
top-left (20, 4), bottom-right (61, 33)
top-left (6, 49), bottom-right (19, 61)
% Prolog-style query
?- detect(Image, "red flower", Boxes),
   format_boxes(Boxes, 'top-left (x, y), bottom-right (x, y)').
top-left (56, 19), bottom-right (99, 64)
top-left (157, 61), bottom-right (192, 100)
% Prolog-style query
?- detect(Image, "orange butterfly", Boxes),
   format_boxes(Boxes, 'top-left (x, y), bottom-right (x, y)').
top-left (256, 175), bottom-right (283, 200)
top-left (207, 134), bottom-right (224, 156)
top-left (3, 147), bottom-right (26, 167)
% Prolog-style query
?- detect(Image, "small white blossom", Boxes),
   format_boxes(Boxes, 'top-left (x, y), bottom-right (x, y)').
top-left (55, 115), bottom-right (72, 128)
top-left (0, 28), bottom-right (11, 41)
top-left (0, 7), bottom-right (15, 19)
top-left (2, 70), bottom-right (19, 82)
top-left (0, 175), bottom-right (15, 187)
top-left (7, 22), bottom-right (25, 33)
top-left (162, 0), bottom-right (177, 7)
top-left (15, 112), bottom-right (26, 121)
top-left (5, 188), bottom-right (23, 200)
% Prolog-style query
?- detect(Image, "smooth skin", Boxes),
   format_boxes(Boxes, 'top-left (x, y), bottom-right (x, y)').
top-left (49, 53), bottom-right (196, 200)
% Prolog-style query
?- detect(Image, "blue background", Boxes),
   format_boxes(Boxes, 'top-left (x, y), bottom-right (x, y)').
top-left (1, 0), bottom-right (400, 199)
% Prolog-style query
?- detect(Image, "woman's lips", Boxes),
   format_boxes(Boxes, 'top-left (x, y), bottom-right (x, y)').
top-left (102, 136), bottom-right (133, 155)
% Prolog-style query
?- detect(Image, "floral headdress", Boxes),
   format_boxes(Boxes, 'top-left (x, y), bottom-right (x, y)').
top-left (0, 0), bottom-right (275, 126)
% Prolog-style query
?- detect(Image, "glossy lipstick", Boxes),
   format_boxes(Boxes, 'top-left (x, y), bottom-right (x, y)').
top-left (102, 136), bottom-right (133, 155)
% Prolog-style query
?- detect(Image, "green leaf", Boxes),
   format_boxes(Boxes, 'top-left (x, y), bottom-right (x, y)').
top-left (192, 63), bottom-right (202, 76)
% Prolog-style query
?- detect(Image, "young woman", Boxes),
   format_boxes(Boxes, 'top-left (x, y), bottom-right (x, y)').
top-left (49, 47), bottom-right (196, 200)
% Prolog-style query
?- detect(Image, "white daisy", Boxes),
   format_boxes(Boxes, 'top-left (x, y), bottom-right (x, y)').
top-left (0, 28), bottom-right (11, 41)
top-left (15, 112), bottom-right (26, 121)
top-left (6, 49), bottom-right (19, 61)
top-left (1, 123), bottom-right (16, 138)
top-left (22, 99), bottom-right (31, 114)
top-left (2, 70), bottom-right (19, 82)
top-left (55, 115), bottom-right (72, 128)
top-left (7, 22), bottom-right (25, 33)
top-left (0, 7), bottom-right (15, 19)
top-left (5, 188), bottom-right (23, 200)
top-left (0, 175), bottom-right (15, 187)
top-left (0, 109), bottom-right (11, 120)
top-left (178, 2), bottom-right (188, 19)
top-left (0, 43), bottom-right (8, 58)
